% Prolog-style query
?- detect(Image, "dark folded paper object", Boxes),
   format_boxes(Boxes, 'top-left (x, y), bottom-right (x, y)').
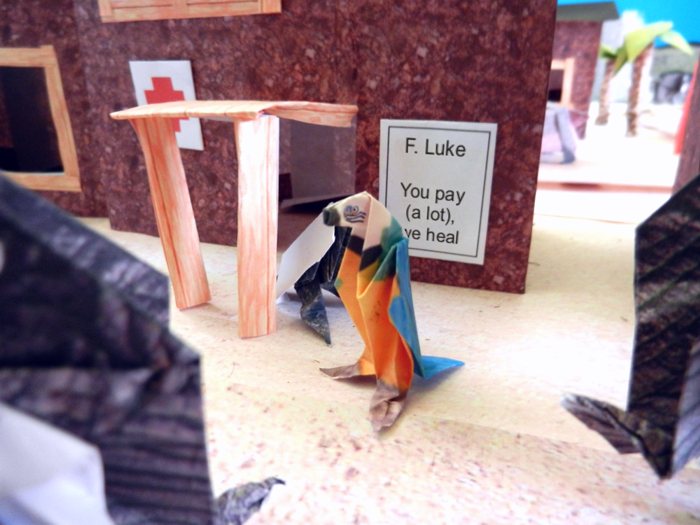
top-left (294, 226), bottom-right (350, 344)
top-left (215, 477), bottom-right (284, 525)
top-left (563, 174), bottom-right (700, 479)
top-left (0, 178), bottom-right (277, 524)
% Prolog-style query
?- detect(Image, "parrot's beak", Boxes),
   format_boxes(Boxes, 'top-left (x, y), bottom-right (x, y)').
top-left (323, 207), bottom-right (340, 226)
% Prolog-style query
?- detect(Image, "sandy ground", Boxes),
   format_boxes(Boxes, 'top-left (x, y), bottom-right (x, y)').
top-left (82, 102), bottom-right (699, 524)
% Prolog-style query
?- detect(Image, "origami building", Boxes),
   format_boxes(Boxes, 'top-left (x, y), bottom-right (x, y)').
top-left (1, 0), bottom-right (558, 294)
top-left (550, 1), bottom-right (618, 137)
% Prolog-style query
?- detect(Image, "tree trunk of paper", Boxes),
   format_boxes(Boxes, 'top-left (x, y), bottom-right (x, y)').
top-left (626, 45), bottom-right (652, 137)
top-left (595, 59), bottom-right (615, 125)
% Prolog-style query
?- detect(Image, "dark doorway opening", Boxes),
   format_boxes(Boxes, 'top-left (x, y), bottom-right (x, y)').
top-left (0, 66), bottom-right (63, 173)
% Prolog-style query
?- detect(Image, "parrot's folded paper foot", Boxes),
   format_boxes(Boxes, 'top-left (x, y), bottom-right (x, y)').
top-left (562, 394), bottom-right (675, 478)
top-left (320, 363), bottom-right (362, 379)
top-left (369, 381), bottom-right (405, 431)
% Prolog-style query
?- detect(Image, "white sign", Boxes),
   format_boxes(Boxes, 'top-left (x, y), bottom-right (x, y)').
top-left (129, 60), bottom-right (204, 151)
top-left (379, 119), bottom-right (497, 265)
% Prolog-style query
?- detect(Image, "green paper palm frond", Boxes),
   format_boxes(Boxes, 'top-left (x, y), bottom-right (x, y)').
top-left (599, 44), bottom-right (619, 60)
top-left (614, 21), bottom-right (692, 73)
top-left (659, 30), bottom-right (693, 55)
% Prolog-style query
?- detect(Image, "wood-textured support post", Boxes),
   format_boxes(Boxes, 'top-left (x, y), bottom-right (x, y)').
top-left (131, 117), bottom-right (211, 309)
top-left (234, 116), bottom-right (279, 338)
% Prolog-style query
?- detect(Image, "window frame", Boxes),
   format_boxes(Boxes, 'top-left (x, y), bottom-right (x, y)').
top-left (0, 45), bottom-right (81, 192)
top-left (550, 58), bottom-right (576, 109)
top-left (97, 0), bottom-right (282, 23)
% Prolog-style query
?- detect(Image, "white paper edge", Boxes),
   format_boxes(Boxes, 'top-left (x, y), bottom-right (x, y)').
top-left (276, 213), bottom-right (335, 299)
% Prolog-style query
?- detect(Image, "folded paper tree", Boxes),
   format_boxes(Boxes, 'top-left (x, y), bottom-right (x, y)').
top-left (320, 192), bottom-right (463, 430)
top-left (563, 174), bottom-right (700, 479)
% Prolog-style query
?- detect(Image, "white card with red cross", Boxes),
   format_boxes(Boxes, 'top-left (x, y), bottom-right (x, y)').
top-left (129, 60), bottom-right (204, 151)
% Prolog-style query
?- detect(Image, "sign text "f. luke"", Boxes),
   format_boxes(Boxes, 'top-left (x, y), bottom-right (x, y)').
top-left (405, 137), bottom-right (467, 157)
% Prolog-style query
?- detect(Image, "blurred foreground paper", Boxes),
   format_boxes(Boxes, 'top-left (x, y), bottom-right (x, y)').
top-left (320, 193), bottom-right (463, 430)
top-left (0, 177), bottom-right (213, 524)
top-left (0, 177), bottom-right (284, 524)
top-left (0, 404), bottom-right (114, 525)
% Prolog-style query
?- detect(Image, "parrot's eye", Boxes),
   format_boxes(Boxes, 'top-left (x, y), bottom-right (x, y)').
top-left (342, 203), bottom-right (366, 224)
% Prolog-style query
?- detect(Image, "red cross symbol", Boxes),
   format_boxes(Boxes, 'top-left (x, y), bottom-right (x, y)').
top-left (145, 77), bottom-right (188, 132)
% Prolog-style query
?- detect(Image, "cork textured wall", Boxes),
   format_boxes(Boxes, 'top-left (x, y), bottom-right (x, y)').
top-left (1, 0), bottom-right (557, 293)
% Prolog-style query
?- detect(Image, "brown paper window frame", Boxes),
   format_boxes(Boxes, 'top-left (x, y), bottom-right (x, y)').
top-left (550, 58), bottom-right (576, 109)
top-left (0, 45), bottom-right (81, 192)
top-left (97, 0), bottom-right (282, 23)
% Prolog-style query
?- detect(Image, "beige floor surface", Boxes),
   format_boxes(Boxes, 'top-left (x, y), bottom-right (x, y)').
top-left (83, 211), bottom-right (700, 525)
top-left (81, 103), bottom-right (699, 524)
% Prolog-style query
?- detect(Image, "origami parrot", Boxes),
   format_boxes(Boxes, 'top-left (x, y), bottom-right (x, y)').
top-left (321, 192), bottom-right (463, 430)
